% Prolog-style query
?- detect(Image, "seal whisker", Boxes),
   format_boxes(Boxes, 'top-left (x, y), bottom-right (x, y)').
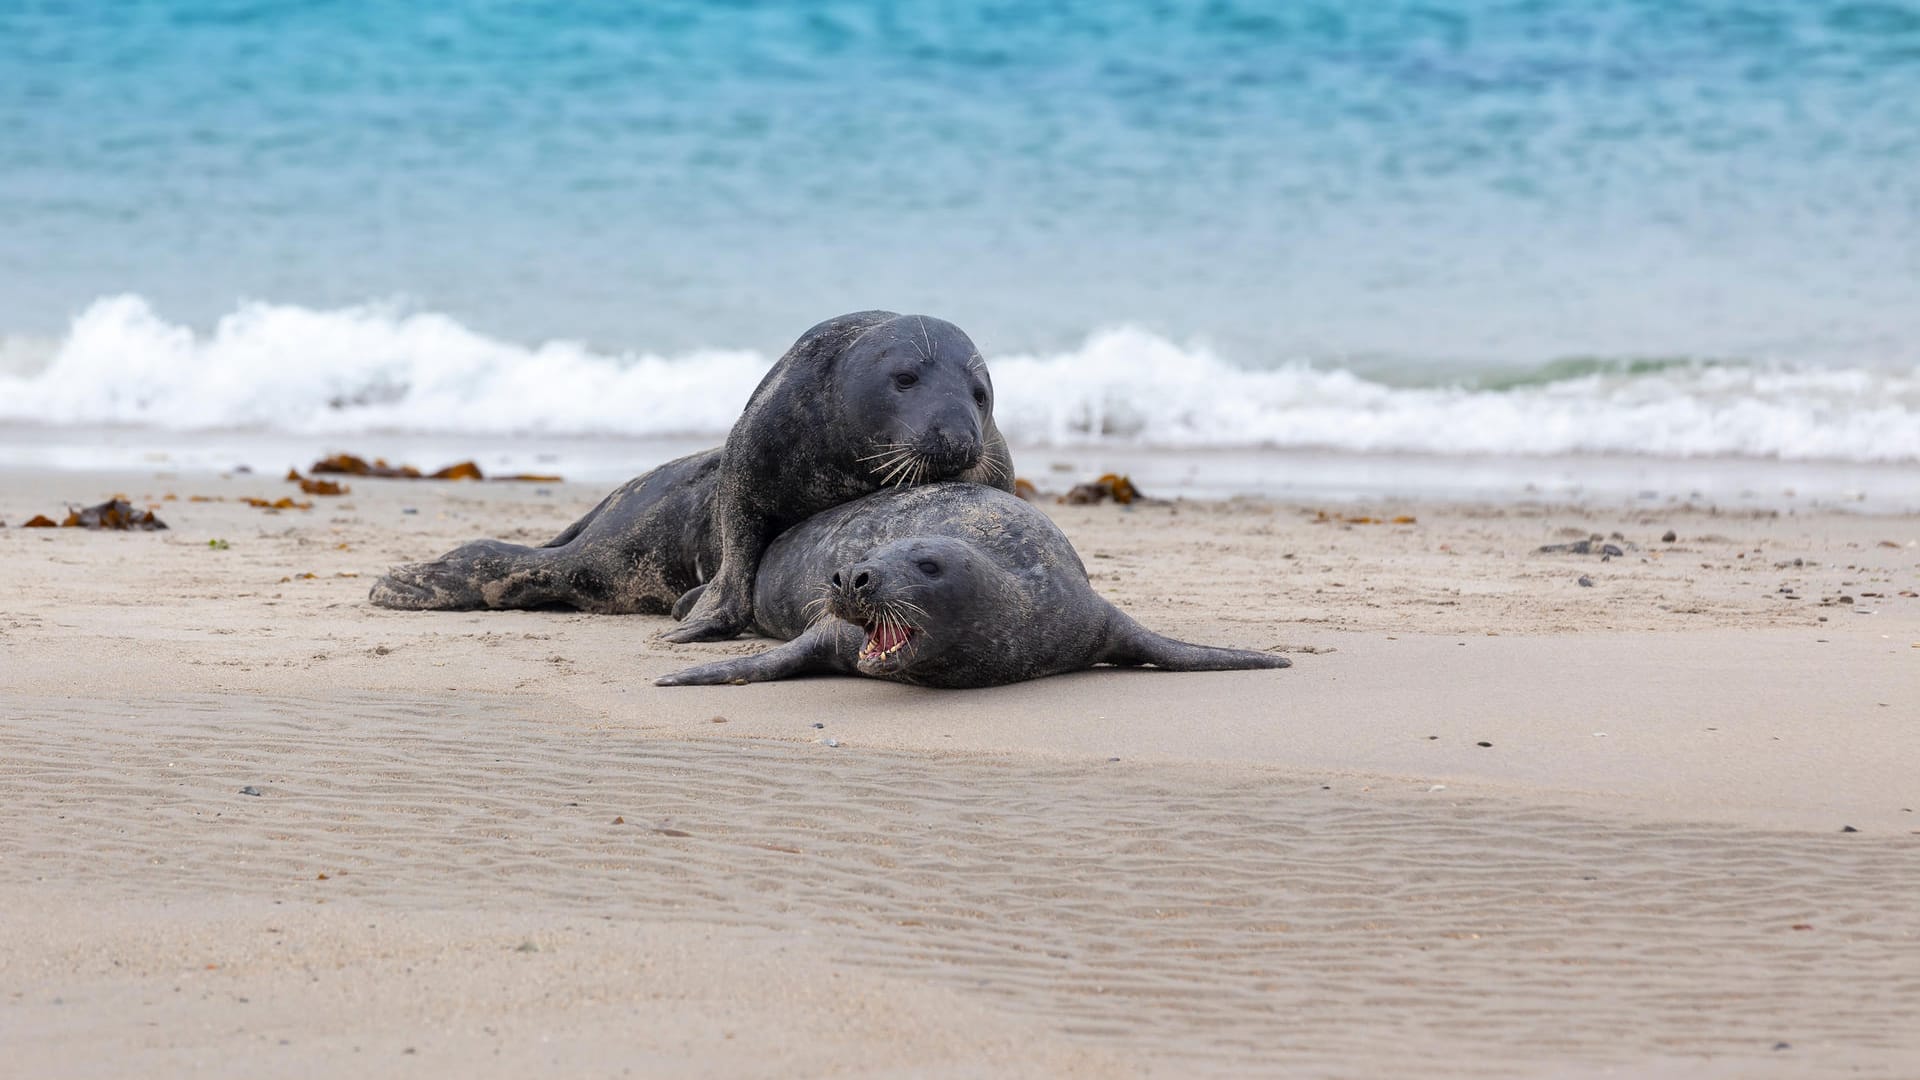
top-left (803, 578), bottom-right (844, 632)
top-left (801, 588), bottom-right (832, 620)
top-left (880, 451), bottom-right (920, 488)
top-left (884, 600), bottom-right (929, 643)
top-left (854, 443), bottom-right (915, 463)
top-left (866, 445), bottom-right (918, 483)
top-left (900, 452), bottom-right (929, 488)
top-left (806, 602), bottom-right (838, 631)
top-left (974, 453), bottom-right (1009, 485)
top-left (867, 450), bottom-right (914, 482)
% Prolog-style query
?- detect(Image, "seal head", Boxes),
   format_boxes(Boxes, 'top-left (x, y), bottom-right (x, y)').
top-left (826, 536), bottom-right (1026, 682)
top-left (838, 317), bottom-right (998, 487)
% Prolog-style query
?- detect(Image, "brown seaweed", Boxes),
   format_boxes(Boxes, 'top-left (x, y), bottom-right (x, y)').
top-left (1059, 473), bottom-right (1143, 506)
top-left (309, 453), bottom-right (422, 478)
top-left (428, 460), bottom-right (484, 481)
top-left (304, 453), bottom-right (558, 483)
top-left (58, 499), bottom-right (169, 530)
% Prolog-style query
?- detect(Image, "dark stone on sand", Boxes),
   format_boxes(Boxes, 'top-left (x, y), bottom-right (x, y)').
top-left (1601, 543), bottom-right (1624, 557)
top-left (1662, 530), bottom-right (1677, 542)
top-left (1578, 575), bottom-right (1594, 587)
top-left (1841, 825), bottom-right (1859, 833)
top-left (239, 786), bottom-right (262, 796)
top-left (1476, 741), bottom-right (1493, 748)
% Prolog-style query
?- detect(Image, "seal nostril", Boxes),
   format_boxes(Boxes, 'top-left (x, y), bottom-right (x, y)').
top-left (830, 572), bottom-right (842, 589)
top-left (853, 571), bottom-right (870, 590)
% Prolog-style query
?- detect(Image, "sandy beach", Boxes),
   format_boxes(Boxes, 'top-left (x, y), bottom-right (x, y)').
top-left (3, 463), bottom-right (1917, 1077)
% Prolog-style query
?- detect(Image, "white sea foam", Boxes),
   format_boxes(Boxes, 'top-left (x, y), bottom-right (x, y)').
top-left (2, 295), bottom-right (1917, 463)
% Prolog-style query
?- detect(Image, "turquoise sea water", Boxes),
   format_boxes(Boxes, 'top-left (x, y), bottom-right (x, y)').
top-left (2, 1), bottom-right (1918, 461)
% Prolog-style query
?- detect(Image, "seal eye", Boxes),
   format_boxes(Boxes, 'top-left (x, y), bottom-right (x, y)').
top-left (972, 386), bottom-right (989, 407)
top-left (917, 560), bottom-right (940, 576)
top-left (893, 372), bottom-right (918, 390)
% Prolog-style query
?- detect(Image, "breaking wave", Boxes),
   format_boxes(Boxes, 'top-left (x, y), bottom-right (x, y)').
top-left (3, 295), bottom-right (1917, 463)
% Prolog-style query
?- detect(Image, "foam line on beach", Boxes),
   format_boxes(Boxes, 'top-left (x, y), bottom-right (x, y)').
top-left (4, 295), bottom-right (1918, 462)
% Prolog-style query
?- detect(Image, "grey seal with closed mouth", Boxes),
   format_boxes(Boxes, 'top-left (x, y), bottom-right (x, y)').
top-left (369, 310), bottom-right (1015, 615)
top-left (655, 483), bottom-right (1291, 689)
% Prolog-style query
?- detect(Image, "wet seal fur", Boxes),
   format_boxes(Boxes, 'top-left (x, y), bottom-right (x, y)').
top-left (369, 311), bottom-right (1014, 616)
top-left (655, 483), bottom-right (1291, 688)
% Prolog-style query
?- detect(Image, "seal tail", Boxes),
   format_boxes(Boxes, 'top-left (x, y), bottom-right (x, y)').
top-left (1099, 611), bottom-right (1292, 672)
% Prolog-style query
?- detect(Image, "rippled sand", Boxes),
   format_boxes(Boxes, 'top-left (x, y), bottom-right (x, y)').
top-left (6, 693), bottom-right (1917, 1077)
top-left (2, 468), bottom-right (1917, 1076)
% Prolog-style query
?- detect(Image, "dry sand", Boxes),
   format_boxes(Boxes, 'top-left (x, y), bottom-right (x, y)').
top-left (3, 464), bottom-right (1917, 1078)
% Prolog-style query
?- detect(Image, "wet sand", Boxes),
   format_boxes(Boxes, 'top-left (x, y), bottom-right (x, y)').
top-left (2, 466), bottom-right (1917, 1077)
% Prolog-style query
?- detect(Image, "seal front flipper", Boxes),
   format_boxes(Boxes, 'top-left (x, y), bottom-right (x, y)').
top-left (659, 574), bottom-right (755, 641)
top-left (655, 625), bottom-right (858, 686)
top-left (1097, 611), bottom-right (1292, 672)
top-left (659, 521), bottom-right (765, 641)
top-left (669, 583), bottom-right (708, 622)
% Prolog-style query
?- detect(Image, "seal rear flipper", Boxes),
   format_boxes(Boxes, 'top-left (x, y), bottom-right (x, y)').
top-left (371, 539), bottom-right (580, 611)
top-left (655, 625), bottom-right (856, 686)
top-left (1098, 612), bottom-right (1292, 672)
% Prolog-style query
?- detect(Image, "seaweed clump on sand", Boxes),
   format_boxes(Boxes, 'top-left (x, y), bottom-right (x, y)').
top-left (26, 499), bottom-right (172, 530)
top-left (309, 453), bottom-right (425, 479)
top-left (1312, 510), bottom-right (1417, 526)
top-left (285, 468), bottom-right (350, 496)
top-left (305, 453), bottom-right (559, 483)
top-left (1060, 473), bottom-right (1143, 506)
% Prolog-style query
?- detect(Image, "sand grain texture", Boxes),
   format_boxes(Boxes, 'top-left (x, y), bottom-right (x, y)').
top-left (3, 468), bottom-right (1918, 1077)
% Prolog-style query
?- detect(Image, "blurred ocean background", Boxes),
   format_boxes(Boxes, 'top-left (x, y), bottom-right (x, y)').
top-left (2, 0), bottom-right (1918, 488)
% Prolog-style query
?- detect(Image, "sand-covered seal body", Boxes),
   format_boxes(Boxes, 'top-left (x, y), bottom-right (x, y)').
top-left (369, 450), bottom-right (723, 613)
top-left (370, 311), bottom-right (1013, 616)
top-left (655, 484), bottom-right (1290, 689)
top-left (663, 311), bottom-right (1014, 642)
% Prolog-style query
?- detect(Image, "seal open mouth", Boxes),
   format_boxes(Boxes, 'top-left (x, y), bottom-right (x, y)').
top-left (858, 620), bottom-right (917, 662)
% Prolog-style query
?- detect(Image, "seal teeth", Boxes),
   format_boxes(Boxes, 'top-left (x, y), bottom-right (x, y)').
top-left (860, 621), bottom-right (914, 660)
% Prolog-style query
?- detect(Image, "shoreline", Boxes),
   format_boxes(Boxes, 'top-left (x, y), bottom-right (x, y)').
top-left (3, 426), bottom-right (1920, 511)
